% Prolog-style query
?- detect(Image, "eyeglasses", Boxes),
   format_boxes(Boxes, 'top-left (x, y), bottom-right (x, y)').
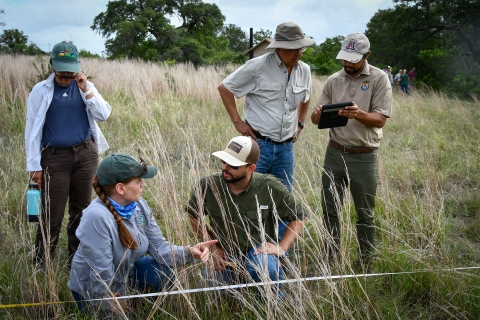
top-left (55, 72), bottom-right (77, 80)
top-left (286, 47), bottom-right (306, 53)
top-left (221, 160), bottom-right (241, 170)
top-left (139, 157), bottom-right (148, 175)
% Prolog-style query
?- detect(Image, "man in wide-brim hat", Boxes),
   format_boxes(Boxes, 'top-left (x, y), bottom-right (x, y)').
top-left (217, 21), bottom-right (314, 202)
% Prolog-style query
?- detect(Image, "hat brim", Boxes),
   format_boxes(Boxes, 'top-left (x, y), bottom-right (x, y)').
top-left (336, 50), bottom-right (363, 63)
top-left (212, 151), bottom-right (248, 167)
top-left (139, 165), bottom-right (158, 179)
top-left (266, 38), bottom-right (316, 50)
top-left (51, 60), bottom-right (80, 73)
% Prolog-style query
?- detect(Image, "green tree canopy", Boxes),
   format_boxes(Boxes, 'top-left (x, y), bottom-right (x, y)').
top-left (393, 0), bottom-right (480, 65)
top-left (221, 24), bottom-right (248, 53)
top-left (0, 28), bottom-right (43, 56)
top-left (79, 49), bottom-right (101, 58)
top-left (91, 0), bottom-right (229, 65)
top-left (365, 0), bottom-right (480, 99)
top-left (253, 28), bottom-right (272, 45)
top-left (301, 36), bottom-right (343, 75)
top-left (0, 29), bottom-right (28, 54)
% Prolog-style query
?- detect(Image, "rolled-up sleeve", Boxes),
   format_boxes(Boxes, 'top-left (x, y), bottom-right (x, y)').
top-left (83, 81), bottom-right (112, 122)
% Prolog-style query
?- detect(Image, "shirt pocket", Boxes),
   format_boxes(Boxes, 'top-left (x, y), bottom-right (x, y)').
top-left (254, 79), bottom-right (283, 106)
top-left (292, 83), bottom-right (308, 109)
top-left (208, 207), bottom-right (234, 236)
top-left (243, 209), bottom-right (270, 237)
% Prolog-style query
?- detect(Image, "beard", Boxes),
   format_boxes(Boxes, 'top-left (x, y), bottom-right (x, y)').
top-left (343, 60), bottom-right (365, 75)
top-left (222, 170), bottom-right (247, 183)
top-left (344, 65), bottom-right (361, 75)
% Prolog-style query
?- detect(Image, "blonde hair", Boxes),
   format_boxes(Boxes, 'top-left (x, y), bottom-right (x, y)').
top-left (92, 175), bottom-right (138, 250)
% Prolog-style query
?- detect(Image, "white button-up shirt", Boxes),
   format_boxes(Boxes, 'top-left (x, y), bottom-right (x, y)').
top-left (25, 73), bottom-right (111, 171)
top-left (222, 51), bottom-right (311, 142)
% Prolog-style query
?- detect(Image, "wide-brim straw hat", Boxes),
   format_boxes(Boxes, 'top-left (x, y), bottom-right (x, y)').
top-left (266, 22), bottom-right (315, 50)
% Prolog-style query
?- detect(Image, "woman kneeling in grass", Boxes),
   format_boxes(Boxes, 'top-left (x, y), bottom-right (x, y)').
top-left (68, 153), bottom-right (216, 314)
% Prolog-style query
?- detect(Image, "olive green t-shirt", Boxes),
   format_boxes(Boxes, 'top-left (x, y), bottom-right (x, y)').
top-left (186, 172), bottom-right (306, 254)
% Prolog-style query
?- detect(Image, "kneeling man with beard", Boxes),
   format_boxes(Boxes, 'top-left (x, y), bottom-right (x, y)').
top-left (186, 136), bottom-right (306, 298)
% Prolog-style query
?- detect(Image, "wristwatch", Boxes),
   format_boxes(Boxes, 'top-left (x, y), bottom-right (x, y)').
top-left (298, 120), bottom-right (304, 129)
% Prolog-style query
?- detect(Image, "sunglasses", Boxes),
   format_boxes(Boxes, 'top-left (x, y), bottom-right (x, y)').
top-left (139, 157), bottom-right (148, 175)
top-left (55, 72), bottom-right (77, 80)
top-left (221, 160), bottom-right (247, 170)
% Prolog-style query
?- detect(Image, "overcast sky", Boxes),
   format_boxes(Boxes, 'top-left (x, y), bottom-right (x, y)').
top-left (1, 0), bottom-right (395, 56)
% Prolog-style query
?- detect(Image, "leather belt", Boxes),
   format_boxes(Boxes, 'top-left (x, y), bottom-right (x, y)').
top-left (42, 136), bottom-right (93, 150)
top-left (256, 133), bottom-right (293, 144)
top-left (329, 140), bottom-right (376, 154)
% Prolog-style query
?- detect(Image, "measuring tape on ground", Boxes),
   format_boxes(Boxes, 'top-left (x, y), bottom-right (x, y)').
top-left (1, 266), bottom-right (479, 309)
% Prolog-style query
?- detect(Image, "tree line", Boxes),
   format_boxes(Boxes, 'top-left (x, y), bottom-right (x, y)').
top-left (1, 0), bottom-right (478, 99)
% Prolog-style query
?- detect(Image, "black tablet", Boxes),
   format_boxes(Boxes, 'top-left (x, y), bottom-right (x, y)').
top-left (317, 102), bottom-right (354, 129)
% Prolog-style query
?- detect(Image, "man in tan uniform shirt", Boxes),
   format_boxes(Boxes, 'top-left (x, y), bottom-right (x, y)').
top-left (311, 33), bottom-right (392, 270)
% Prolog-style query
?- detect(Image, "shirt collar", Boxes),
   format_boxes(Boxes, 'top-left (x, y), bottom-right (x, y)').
top-left (273, 50), bottom-right (283, 67)
top-left (45, 73), bottom-right (56, 88)
top-left (273, 50), bottom-right (298, 74)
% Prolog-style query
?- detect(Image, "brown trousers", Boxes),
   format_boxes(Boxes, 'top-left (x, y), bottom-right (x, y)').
top-left (35, 137), bottom-right (98, 263)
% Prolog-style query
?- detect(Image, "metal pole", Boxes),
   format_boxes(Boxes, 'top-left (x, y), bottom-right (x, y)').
top-left (249, 28), bottom-right (253, 60)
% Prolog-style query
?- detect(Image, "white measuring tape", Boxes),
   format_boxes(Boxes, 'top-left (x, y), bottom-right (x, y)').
top-left (107, 266), bottom-right (480, 301)
top-left (2, 266), bottom-right (478, 308)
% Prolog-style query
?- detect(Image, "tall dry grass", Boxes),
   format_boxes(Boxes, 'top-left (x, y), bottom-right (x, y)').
top-left (1, 54), bottom-right (480, 319)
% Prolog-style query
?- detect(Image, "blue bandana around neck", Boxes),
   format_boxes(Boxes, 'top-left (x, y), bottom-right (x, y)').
top-left (107, 197), bottom-right (137, 219)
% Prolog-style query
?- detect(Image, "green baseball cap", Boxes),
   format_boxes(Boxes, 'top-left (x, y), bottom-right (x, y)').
top-left (50, 41), bottom-right (80, 73)
top-left (97, 153), bottom-right (158, 186)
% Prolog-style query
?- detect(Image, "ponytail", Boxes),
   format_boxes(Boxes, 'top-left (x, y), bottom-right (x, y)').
top-left (92, 175), bottom-right (138, 250)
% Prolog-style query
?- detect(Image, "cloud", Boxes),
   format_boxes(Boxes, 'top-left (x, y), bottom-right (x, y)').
top-left (2, 0), bottom-right (109, 54)
top-left (206, 0), bottom-right (394, 43)
top-left (1, 0), bottom-right (394, 55)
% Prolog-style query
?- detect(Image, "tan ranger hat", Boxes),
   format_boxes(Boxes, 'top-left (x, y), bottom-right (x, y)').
top-left (266, 22), bottom-right (315, 50)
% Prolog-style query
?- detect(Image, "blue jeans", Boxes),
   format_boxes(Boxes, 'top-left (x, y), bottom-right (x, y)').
top-left (204, 246), bottom-right (285, 298)
top-left (401, 83), bottom-right (409, 94)
top-left (72, 256), bottom-right (174, 313)
top-left (255, 139), bottom-right (294, 240)
top-left (255, 139), bottom-right (294, 192)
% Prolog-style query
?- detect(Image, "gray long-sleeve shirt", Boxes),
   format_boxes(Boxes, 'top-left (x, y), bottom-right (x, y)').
top-left (68, 197), bottom-right (191, 298)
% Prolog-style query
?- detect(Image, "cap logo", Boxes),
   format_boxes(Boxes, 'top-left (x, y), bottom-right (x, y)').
top-left (227, 141), bottom-right (243, 154)
top-left (58, 50), bottom-right (77, 59)
top-left (345, 41), bottom-right (356, 51)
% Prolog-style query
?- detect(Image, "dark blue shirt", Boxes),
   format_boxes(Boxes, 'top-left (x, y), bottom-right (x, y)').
top-left (41, 80), bottom-right (90, 147)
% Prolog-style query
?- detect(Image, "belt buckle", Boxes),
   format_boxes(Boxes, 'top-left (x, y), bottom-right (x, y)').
top-left (343, 146), bottom-right (351, 153)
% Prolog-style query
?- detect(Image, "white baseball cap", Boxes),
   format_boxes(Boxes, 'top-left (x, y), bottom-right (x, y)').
top-left (336, 33), bottom-right (370, 63)
top-left (212, 136), bottom-right (260, 167)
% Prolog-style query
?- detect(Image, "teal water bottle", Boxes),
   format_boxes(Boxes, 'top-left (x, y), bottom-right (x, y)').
top-left (26, 183), bottom-right (41, 222)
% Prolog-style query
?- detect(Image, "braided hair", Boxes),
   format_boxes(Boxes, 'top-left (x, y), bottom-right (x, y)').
top-left (92, 175), bottom-right (138, 250)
